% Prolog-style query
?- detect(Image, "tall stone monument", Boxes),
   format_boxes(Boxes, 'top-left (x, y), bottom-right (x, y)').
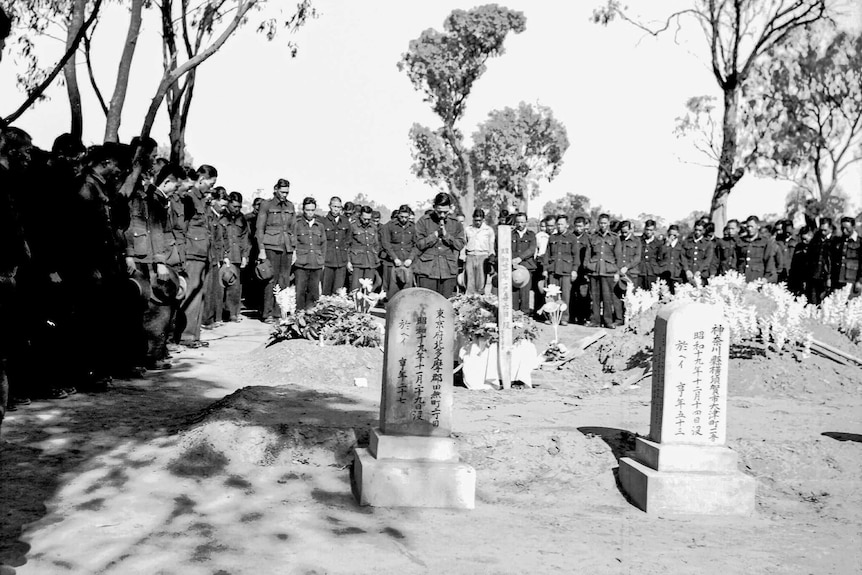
top-left (619, 301), bottom-right (756, 515)
top-left (351, 288), bottom-right (476, 509)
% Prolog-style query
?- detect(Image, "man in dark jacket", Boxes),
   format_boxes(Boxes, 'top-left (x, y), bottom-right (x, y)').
top-left (511, 212), bottom-right (537, 314)
top-left (639, 219), bottom-right (663, 290)
top-left (348, 206), bottom-right (380, 291)
top-left (711, 219), bottom-right (739, 277)
top-left (178, 164), bottom-right (218, 344)
top-left (831, 217), bottom-right (861, 296)
top-left (681, 220), bottom-right (714, 286)
top-left (613, 220), bottom-right (642, 324)
top-left (125, 163), bottom-right (185, 370)
top-left (379, 204), bottom-right (416, 298)
top-left (807, 218), bottom-right (834, 304)
top-left (585, 213), bottom-right (622, 328)
top-left (217, 191), bottom-right (250, 322)
top-left (294, 197), bottom-right (327, 310)
top-left (413, 192), bottom-right (465, 298)
top-left (321, 196), bottom-right (351, 295)
top-left (256, 178), bottom-right (295, 323)
top-left (735, 216), bottom-right (777, 282)
top-left (660, 225), bottom-right (684, 294)
top-left (542, 215), bottom-right (579, 325)
top-left (788, 226), bottom-right (814, 297)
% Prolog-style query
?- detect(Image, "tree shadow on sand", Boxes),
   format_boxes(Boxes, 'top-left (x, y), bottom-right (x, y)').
top-left (0, 356), bottom-right (382, 570)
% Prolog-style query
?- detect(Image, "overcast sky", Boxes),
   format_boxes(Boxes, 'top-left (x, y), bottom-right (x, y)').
top-left (2, 0), bottom-right (860, 222)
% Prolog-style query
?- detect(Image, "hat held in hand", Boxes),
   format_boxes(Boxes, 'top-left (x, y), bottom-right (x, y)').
top-left (220, 263), bottom-right (240, 287)
top-left (255, 259), bottom-right (273, 281)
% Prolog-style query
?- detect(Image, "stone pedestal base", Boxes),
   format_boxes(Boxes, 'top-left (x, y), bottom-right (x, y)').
top-left (619, 443), bottom-right (756, 515)
top-left (352, 448), bottom-right (476, 509)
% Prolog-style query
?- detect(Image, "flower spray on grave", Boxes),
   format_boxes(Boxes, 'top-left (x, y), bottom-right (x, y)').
top-left (352, 277), bottom-right (386, 314)
top-left (537, 283), bottom-right (568, 362)
top-left (451, 294), bottom-right (539, 347)
top-left (269, 287), bottom-right (384, 348)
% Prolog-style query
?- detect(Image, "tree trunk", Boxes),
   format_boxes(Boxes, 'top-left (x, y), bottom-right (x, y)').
top-left (168, 69), bottom-right (196, 164)
top-left (709, 86), bottom-right (745, 233)
top-left (104, 0), bottom-right (144, 143)
top-left (168, 103), bottom-right (185, 164)
top-left (64, 0), bottom-right (86, 139)
top-left (442, 125), bottom-right (474, 217)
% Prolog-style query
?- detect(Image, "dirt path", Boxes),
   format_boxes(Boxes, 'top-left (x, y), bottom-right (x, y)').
top-left (1, 319), bottom-right (860, 574)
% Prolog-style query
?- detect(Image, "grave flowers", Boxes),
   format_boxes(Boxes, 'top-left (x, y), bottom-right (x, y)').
top-left (452, 294), bottom-right (541, 389)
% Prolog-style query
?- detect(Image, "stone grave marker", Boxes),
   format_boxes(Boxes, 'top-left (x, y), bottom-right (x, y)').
top-left (352, 287), bottom-right (476, 508)
top-left (619, 300), bottom-right (755, 515)
top-left (379, 287), bottom-right (454, 437)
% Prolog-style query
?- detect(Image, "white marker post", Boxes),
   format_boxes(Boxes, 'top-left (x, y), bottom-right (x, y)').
top-left (497, 225), bottom-right (513, 390)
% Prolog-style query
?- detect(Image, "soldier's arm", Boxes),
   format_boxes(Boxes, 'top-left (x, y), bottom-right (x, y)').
top-left (255, 201), bottom-right (268, 257)
top-left (764, 239), bottom-right (777, 282)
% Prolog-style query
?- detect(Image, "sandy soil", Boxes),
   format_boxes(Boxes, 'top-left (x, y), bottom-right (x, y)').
top-left (1, 317), bottom-right (860, 575)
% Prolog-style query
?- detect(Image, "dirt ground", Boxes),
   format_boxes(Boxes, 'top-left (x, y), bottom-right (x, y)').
top-left (1, 316), bottom-right (861, 575)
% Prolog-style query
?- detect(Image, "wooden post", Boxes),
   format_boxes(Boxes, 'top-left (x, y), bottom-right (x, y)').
top-left (497, 225), bottom-right (513, 390)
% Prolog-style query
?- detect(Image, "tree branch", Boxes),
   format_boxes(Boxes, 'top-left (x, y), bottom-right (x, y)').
top-left (3, 0), bottom-right (103, 126)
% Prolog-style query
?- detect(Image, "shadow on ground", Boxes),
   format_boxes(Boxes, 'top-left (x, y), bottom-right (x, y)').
top-left (0, 355), bottom-right (379, 570)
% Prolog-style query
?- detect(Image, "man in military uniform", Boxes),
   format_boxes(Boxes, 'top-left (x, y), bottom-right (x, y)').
top-left (542, 215), bottom-right (578, 325)
top-left (571, 216), bottom-right (591, 325)
top-left (348, 206), bottom-right (380, 291)
top-left (807, 218), bottom-right (834, 304)
top-left (681, 220), bottom-right (713, 286)
top-left (321, 196), bottom-right (351, 296)
top-left (177, 164), bottom-right (218, 344)
top-left (584, 213), bottom-right (622, 328)
top-left (639, 219), bottom-right (663, 290)
top-left (125, 163), bottom-right (186, 370)
top-left (613, 220), bottom-right (641, 324)
top-left (379, 204), bottom-right (416, 298)
top-left (735, 216), bottom-right (777, 282)
top-left (217, 191), bottom-right (250, 322)
top-left (660, 224), bottom-right (684, 294)
top-left (511, 213), bottom-right (537, 314)
top-left (256, 178), bottom-right (295, 323)
top-left (294, 197), bottom-right (327, 310)
top-left (413, 192), bottom-right (465, 298)
top-left (831, 217), bottom-right (861, 296)
top-left (711, 219), bottom-right (739, 277)
top-left (774, 219), bottom-right (796, 284)
top-left (788, 226), bottom-right (814, 297)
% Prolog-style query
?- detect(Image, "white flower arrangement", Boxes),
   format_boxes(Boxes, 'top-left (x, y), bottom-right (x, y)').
top-left (352, 277), bottom-right (386, 314)
top-left (274, 284), bottom-right (296, 320)
top-left (538, 283), bottom-right (568, 343)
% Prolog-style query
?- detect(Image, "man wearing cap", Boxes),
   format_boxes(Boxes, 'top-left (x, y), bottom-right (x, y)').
top-left (542, 215), bottom-right (579, 325)
top-left (256, 178), bottom-right (295, 323)
top-left (463, 208), bottom-right (495, 294)
top-left (217, 191), bottom-right (250, 322)
top-left (347, 205), bottom-right (380, 291)
top-left (681, 220), bottom-right (713, 286)
top-left (735, 216), bottom-right (777, 282)
top-left (321, 196), bottom-right (351, 296)
top-left (511, 213), bottom-right (537, 314)
top-left (125, 163), bottom-right (186, 370)
top-left (294, 197), bottom-right (327, 310)
top-left (379, 204), bottom-right (416, 298)
top-left (584, 213), bottom-right (622, 328)
top-left (413, 193), bottom-right (466, 298)
top-left (612, 220), bottom-right (642, 324)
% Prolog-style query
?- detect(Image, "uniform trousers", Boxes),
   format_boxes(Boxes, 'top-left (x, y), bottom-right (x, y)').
top-left (262, 249), bottom-right (293, 319)
top-left (417, 276), bottom-right (456, 299)
top-left (572, 275), bottom-right (591, 324)
top-left (322, 265), bottom-right (347, 296)
top-left (590, 274), bottom-right (615, 327)
top-left (295, 267), bottom-right (322, 311)
top-left (807, 278), bottom-right (829, 305)
top-left (350, 267), bottom-right (376, 291)
top-left (531, 264), bottom-right (545, 317)
top-left (612, 275), bottom-right (637, 323)
top-left (638, 273), bottom-right (658, 291)
top-left (547, 273), bottom-right (572, 323)
top-left (216, 266), bottom-right (243, 321)
top-left (203, 262), bottom-right (221, 325)
top-left (179, 259), bottom-right (209, 343)
top-left (464, 253), bottom-right (489, 294)
top-left (135, 263), bottom-right (173, 367)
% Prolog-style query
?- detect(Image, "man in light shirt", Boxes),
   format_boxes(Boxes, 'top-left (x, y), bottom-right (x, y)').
top-left (532, 215), bottom-right (555, 316)
top-left (464, 208), bottom-right (495, 294)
